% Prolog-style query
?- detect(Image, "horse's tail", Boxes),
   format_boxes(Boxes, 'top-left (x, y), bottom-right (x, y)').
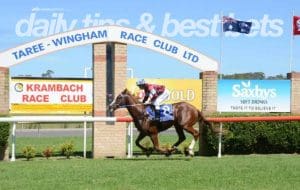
top-left (197, 110), bottom-right (219, 134)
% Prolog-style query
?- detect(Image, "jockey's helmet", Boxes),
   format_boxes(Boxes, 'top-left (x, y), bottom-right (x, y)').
top-left (136, 79), bottom-right (146, 86)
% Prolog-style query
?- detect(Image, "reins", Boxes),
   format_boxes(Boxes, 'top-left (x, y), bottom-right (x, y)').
top-left (119, 103), bottom-right (145, 108)
top-left (117, 93), bottom-right (147, 108)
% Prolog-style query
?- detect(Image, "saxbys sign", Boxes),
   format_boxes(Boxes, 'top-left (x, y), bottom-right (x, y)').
top-left (10, 78), bottom-right (92, 114)
top-left (0, 26), bottom-right (218, 71)
top-left (217, 80), bottom-right (290, 112)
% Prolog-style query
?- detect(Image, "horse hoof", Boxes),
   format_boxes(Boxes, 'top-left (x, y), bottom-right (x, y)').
top-left (188, 150), bottom-right (194, 157)
top-left (145, 148), bottom-right (153, 157)
top-left (170, 147), bottom-right (178, 154)
top-left (184, 148), bottom-right (189, 157)
top-left (165, 152), bottom-right (172, 157)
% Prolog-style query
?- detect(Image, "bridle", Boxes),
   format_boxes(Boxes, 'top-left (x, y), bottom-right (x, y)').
top-left (112, 93), bottom-right (146, 108)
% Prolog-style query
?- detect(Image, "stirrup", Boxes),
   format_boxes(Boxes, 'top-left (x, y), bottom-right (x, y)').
top-left (154, 109), bottom-right (160, 121)
top-left (154, 117), bottom-right (160, 121)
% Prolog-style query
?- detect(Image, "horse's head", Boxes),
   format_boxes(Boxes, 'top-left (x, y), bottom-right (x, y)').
top-left (108, 89), bottom-right (131, 112)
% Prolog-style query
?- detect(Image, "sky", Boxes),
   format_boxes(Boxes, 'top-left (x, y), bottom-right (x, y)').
top-left (0, 0), bottom-right (300, 79)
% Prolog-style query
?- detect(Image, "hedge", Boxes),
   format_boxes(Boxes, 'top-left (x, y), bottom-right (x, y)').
top-left (0, 122), bottom-right (10, 148)
top-left (204, 116), bottom-right (300, 155)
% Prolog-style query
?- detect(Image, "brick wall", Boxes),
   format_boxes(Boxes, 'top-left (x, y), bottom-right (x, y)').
top-left (287, 72), bottom-right (300, 114)
top-left (92, 43), bottom-right (127, 158)
top-left (114, 43), bottom-right (128, 117)
top-left (199, 71), bottom-right (217, 156)
top-left (0, 67), bottom-right (9, 115)
top-left (200, 71), bottom-right (218, 114)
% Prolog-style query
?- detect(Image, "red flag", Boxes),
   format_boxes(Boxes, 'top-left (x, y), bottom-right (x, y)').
top-left (294, 16), bottom-right (300, 35)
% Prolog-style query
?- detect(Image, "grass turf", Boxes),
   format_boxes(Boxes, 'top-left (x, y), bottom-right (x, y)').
top-left (0, 155), bottom-right (299, 190)
top-left (2, 135), bottom-right (300, 190)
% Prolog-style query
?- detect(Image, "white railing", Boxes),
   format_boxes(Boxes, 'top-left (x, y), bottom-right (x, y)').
top-left (0, 116), bottom-right (133, 161)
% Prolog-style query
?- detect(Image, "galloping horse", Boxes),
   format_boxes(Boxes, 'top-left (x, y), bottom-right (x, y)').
top-left (109, 89), bottom-right (218, 156)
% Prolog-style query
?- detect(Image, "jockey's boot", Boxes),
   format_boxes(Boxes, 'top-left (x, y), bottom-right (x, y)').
top-left (154, 109), bottom-right (160, 121)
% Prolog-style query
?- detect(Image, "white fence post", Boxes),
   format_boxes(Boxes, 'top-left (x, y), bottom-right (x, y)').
top-left (127, 122), bottom-right (133, 158)
top-left (83, 121), bottom-right (87, 158)
top-left (11, 122), bottom-right (16, 162)
top-left (217, 122), bottom-right (223, 158)
top-left (130, 122), bottom-right (133, 157)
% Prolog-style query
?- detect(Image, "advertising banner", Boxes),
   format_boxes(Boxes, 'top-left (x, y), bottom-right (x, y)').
top-left (0, 26), bottom-right (218, 71)
top-left (126, 78), bottom-right (202, 109)
top-left (217, 80), bottom-right (290, 112)
top-left (10, 78), bottom-right (93, 114)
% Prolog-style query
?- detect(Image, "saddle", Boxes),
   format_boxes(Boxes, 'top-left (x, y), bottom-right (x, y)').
top-left (145, 104), bottom-right (174, 122)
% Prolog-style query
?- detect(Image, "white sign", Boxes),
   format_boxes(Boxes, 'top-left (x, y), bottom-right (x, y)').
top-left (10, 79), bottom-right (92, 104)
top-left (0, 26), bottom-right (218, 71)
top-left (10, 78), bottom-right (93, 114)
top-left (217, 80), bottom-right (291, 112)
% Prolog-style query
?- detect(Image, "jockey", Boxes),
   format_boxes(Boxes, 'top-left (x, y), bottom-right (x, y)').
top-left (136, 79), bottom-right (170, 121)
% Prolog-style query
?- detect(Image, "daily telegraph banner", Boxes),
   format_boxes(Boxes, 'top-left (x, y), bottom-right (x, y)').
top-left (126, 78), bottom-right (202, 109)
top-left (217, 80), bottom-right (290, 112)
top-left (10, 78), bottom-right (92, 114)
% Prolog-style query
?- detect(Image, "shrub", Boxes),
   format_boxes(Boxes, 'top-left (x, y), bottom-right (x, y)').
top-left (0, 122), bottom-right (10, 147)
top-left (22, 145), bottom-right (36, 161)
top-left (0, 122), bottom-right (10, 160)
top-left (203, 116), bottom-right (300, 155)
top-left (42, 146), bottom-right (54, 159)
top-left (60, 141), bottom-right (74, 159)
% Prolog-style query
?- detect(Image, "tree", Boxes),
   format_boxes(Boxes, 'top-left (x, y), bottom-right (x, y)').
top-left (220, 72), bottom-right (286, 80)
top-left (41, 70), bottom-right (54, 78)
top-left (267, 74), bottom-right (286, 80)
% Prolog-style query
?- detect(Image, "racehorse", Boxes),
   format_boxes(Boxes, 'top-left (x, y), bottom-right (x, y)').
top-left (109, 89), bottom-right (219, 156)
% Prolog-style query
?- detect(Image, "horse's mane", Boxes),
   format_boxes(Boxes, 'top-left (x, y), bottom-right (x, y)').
top-left (122, 88), bottom-right (140, 104)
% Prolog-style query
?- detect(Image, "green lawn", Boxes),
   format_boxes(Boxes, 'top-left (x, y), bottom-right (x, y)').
top-left (2, 135), bottom-right (300, 189)
top-left (0, 155), bottom-right (299, 190)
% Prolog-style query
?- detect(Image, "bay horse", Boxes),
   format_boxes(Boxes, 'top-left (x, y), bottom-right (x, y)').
top-left (109, 89), bottom-right (218, 156)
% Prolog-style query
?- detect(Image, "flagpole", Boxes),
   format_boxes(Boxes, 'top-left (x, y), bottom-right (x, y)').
top-left (218, 12), bottom-right (223, 158)
top-left (289, 10), bottom-right (294, 73)
top-left (219, 11), bottom-right (223, 80)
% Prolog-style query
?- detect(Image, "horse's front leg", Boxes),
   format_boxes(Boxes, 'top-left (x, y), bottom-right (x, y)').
top-left (135, 133), bottom-right (147, 151)
top-left (135, 132), bottom-right (153, 157)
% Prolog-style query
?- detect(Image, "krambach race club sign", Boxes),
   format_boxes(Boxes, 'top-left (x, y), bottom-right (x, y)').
top-left (217, 80), bottom-right (291, 112)
top-left (10, 78), bottom-right (92, 114)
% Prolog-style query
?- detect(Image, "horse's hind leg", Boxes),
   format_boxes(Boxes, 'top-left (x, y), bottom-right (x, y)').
top-left (171, 125), bottom-right (186, 151)
top-left (183, 125), bottom-right (200, 156)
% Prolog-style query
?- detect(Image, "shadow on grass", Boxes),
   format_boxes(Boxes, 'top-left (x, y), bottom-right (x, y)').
top-left (12, 150), bottom-right (207, 160)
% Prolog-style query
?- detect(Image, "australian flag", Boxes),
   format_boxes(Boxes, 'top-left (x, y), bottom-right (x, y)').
top-left (223, 16), bottom-right (252, 34)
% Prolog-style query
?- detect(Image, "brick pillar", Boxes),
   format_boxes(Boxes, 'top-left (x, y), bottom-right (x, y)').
top-left (200, 71), bottom-right (218, 114)
top-left (199, 71), bottom-right (218, 156)
top-left (92, 43), bottom-right (127, 158)
top-left (287, 72), bottom-right (300, 114)
top-left (0, 67), bottom-right (9, 115)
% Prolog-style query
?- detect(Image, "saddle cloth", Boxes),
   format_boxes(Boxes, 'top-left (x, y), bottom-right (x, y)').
top-left (145, 104), bottom-right (174, 122)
